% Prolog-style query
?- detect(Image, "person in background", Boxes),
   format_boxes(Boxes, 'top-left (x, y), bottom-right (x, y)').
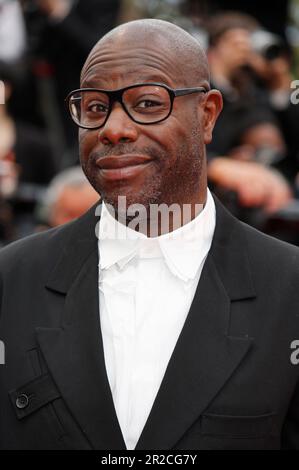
top-left (0, 61), bottom-right (56, 239)
top-left (38, 166), bottom-right (99, 228)
top-left (205, 12), bottom-right (293, 222)
top-left (20, 0), bottom-right (122, 158)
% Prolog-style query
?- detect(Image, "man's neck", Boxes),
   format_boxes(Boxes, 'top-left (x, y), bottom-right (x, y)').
top-left (106, 190), bottom-right (208, 238)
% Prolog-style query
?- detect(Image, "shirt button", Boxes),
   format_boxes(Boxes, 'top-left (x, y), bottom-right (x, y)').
top-left (16, 394), bottom-right (29, 409)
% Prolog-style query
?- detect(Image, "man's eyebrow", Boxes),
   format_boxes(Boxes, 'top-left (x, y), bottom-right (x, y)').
top-left (133, 74), bottom-right (173, 85)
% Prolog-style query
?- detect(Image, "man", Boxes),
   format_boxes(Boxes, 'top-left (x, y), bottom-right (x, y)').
top-left (0, 19), bottom-right (299, 450)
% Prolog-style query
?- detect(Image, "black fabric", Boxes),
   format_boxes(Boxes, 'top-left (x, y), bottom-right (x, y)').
top-left (1, 194), bottom-right (299, 449)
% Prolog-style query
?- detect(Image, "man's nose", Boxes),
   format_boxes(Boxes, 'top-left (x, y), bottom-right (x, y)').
top-left (97, 103), bottom-right (139, 145)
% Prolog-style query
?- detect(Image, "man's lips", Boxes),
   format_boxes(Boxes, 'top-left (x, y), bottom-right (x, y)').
top-left (95, 154), bottom-right (154, 181)
top-left (96, 154), bottom-right (153, 169)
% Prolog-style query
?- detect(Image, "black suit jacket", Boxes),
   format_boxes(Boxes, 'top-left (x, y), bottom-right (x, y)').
top-left (1, 194), bottom-right (299, 450)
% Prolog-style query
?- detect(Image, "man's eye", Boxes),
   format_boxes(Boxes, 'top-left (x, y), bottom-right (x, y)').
top-left (86, 102), bottom-right (108, 113)
top-left (135, 99), bottom-right (162, 109)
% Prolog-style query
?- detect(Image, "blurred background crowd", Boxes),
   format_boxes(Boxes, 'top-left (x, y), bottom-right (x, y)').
top-left (2, 0), bottom-right (299, 245)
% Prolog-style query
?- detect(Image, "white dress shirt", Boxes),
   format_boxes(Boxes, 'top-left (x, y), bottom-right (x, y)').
top-left (98, 188), bottom-right (216, 450)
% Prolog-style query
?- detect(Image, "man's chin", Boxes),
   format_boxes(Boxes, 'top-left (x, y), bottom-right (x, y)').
top-left (101, 190), bottom-right (161, 218)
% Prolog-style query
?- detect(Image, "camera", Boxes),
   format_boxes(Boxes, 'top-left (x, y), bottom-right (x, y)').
top-left (250, 30), bottom-right (285, 61)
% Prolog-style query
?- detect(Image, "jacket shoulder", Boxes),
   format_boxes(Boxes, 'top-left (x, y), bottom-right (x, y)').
top-left (240, 219), bottom-right (299, 273)
top-left (0, 220), bottom-right (76, 274)
top-left (0, 201), bottom-right (100, 274)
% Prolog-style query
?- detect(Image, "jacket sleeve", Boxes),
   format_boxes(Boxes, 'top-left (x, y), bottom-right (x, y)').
top-left (281, 379), bottom-right (299, 449)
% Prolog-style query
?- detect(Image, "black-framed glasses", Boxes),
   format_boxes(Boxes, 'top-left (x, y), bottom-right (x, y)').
top-left (65, 82), bottom-right (209, 129)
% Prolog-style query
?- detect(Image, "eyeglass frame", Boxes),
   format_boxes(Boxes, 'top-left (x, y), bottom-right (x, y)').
top-left (65, 82), bottom-right (210, 130)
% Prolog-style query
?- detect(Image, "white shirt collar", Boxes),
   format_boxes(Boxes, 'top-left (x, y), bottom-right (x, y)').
top-left (98, 188), bottom-right (216, 282)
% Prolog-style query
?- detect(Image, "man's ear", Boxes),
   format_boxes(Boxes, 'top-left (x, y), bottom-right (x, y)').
top-left (200, 90), bottom-right (223, 144)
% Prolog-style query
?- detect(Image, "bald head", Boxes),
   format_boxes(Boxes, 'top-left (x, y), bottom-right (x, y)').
top-left (81, 19), bottom-right (210, 87)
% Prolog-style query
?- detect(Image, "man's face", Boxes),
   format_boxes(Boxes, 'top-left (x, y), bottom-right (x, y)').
top-left (79, 40), bottom-right (207, 212)
top-left (214, 29), bottom-right (252, 73)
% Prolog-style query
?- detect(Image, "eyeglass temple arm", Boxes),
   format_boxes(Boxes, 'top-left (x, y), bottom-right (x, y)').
top-left (174, 87), bottom-right (209, 97)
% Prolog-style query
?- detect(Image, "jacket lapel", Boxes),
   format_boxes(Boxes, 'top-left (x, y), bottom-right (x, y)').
top-left (135, 195), bottom-right (256, 449)
top-left (36, 202), bottom-right (126, 450)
